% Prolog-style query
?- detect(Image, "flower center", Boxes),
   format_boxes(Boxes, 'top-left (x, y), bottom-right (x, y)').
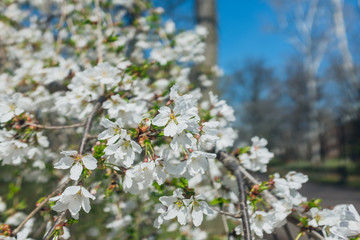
top-left (175, 200), bottom-right (183, 208)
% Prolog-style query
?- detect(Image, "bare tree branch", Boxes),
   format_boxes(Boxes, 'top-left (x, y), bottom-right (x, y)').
top-left (25, 122), bottom-right (85, 130)
top-left (217, 151), bottom-right (252, 240)
top-left (331, 0), bottom-right (359, 92)
top-left (211, 207), bottom-right (241, 219)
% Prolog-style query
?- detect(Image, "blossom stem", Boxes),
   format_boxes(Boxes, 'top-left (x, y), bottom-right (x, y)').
top-left (295, 232), bottom-right (303, 240)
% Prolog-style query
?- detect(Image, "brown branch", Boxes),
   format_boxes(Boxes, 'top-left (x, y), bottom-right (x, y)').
top-left (25, 122), bottom-right (85, 130)
top-left (78, 101), bottom-right (103, 154)
top-left (211, 207), bottom-right (241, 219)
top-left (217, 151), bottom-right (252, 240)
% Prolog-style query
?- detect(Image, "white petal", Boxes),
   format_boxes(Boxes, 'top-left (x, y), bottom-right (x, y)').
top-left (54, 157), bottom-right (74, 169)
top-left (200, 201), bottom-right (214, 216)
top-left (177, 207), bottom-right (188, 225)
top-left (63, 186), bottom-right (81, 196)
top-left (100, 118), bottom-right (116, 128)
top-left (98, 129), bottom-right (113, 140)
top-left (1, 112), bottom-right (14, 122)
top-left (81, 197), bottom-right (91, 213)
top-left (152, 107), bottom-right (171, 126)
top-left (52, 201), bottom-right (68, 213)
top-left (82, 155), bottom-right (97, 170)
top-left (49, 195), bottom-right (62, 202)
top-left (60, 150), bottom-right (78, 156)
top-left (164, 120), bottom-right (178, 137)
top-left (163, 205), bottom-right (178, 220)
top-left (108, 135), bottom-right (120, 145)
top-left (130, 141), bottom-right (142, 153)
top-left (159, 196), bottom-right (177, 206)
top-left (70, 163), bottom-right (83, 180)
top-left (192, 205), bottom-right (203, 227)
top-left (81, 187), bottom-right (96, 200)
top-left (68, 197), bottom-right (82, 215)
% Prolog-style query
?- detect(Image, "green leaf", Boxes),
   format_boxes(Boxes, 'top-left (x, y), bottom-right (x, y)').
top-left (171, 178), bottom-right (188, 189)
top-left (7, 183), bottom-right (20, 200)
top-left (107, 33), bottom-right (118, 43)
top-left (238, 146), bottom-right (251, 154)
top-left (210, 197), bottom-right (230, 206)
top-left (66, 218), bottom-right (79, 224)
top-left (307, 198), bottom-right (322, 208)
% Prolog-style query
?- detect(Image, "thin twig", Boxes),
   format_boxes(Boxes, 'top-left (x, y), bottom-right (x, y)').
top-left (78, 101), bottom-right (103, 154)
top-left (25, 122), bottom-right (85, 130)
top-left (211, 207), bottom-right (241, 219)
top-left (217, 151), bottom-right (252, 240)
top-left (12, 177), bottom-right (70, 236)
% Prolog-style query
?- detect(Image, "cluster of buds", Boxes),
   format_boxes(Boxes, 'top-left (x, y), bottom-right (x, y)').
top-left (0, 224), bottom-right (12, 236)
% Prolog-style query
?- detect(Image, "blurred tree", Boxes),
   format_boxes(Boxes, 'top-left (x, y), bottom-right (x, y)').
top-left (330, 0), bottom-right (360, 118)
top-left (221, 59), bottom-right (285, 149)
top-left (195, 0), bottom-right (217, 68)
top-left (269, 0), bottom-right (332, 164)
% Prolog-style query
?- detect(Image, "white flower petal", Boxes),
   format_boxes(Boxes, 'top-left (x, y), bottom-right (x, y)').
top-left (177, 207), bottom-right (188, 225)
top-left (81, 196), bottom-right (91, 213)
top-left (70, 162), bottom-right (83, 180)
top-left (82, 155), bottom-right (97, 170)
top-left (60, 151), bottom-right (78, 157)
top-left (54, 157), bottom-right (74, 169)
top-left (163, 205), bottom-right (178, 220)
top-left (100, 118), bottom-right (117, 128)
top-left (164, 120), bottom-right (178, 137)
top-left (68, 197), bottom-right (82, 215)
top-left (52, 201), bottom-right (68, 213)
top-left (192, 205), bottom-right (204, 227)
top-left (130, 141), bottom-right (142, 154)
top-left (81, 187), bottom-right (96, 200)
top-left (152, 107), bottom-right (171, 126)
top-left (63, 186), bottom-right (81, 195)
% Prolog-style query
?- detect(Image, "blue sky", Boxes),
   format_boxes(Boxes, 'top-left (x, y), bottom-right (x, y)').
top-left (218, 0), bottom-right (295, 74)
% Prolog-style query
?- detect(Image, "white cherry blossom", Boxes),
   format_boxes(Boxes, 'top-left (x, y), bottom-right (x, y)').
top-left (50, 186), bottom-right (96, 219)
top-left (54, 151), bottom-right (97, 181)
top-left (188, 195), bottom-right (214, 227)
top-left (155, 189), bottom-right (191, 227)
top-left (186, 151), bottom-right (216, 176)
